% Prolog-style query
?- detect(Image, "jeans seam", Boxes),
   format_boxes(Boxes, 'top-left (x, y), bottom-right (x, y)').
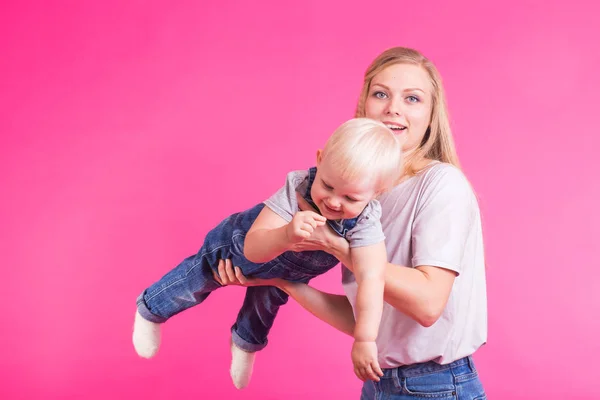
top-left (401, 381), bottom-right (455, 398)
top-left (276, 252), bottom-right (335, 275)
top-left (454, 371), bottom-right (478, 383)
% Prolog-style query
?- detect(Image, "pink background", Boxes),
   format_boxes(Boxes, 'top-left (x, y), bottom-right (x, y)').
top-left (1, 1), bottom-right (599, 399)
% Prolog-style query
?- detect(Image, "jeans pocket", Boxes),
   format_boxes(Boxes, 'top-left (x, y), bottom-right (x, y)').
top-left (401, 373), bottom-right (457, 398)
top-left (454, 365), bottom-right (486, 399)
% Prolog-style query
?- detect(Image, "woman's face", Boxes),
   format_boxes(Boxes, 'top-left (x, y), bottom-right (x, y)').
top-left (364, 63), bottom-right (434, 155)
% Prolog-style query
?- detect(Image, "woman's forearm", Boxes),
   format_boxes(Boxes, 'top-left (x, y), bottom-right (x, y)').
top-left (380, 265), bottom-right (456, 327)
top-left (329, 238), bottom-right (455, 327)
top-left (279, 281), bottom-right (355, 337)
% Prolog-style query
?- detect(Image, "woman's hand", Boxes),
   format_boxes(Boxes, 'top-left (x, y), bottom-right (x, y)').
top-left (212, 259), bottom-right (286, 288)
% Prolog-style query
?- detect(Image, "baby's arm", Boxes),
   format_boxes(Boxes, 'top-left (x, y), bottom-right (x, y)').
top-left (244, 206), bottom-right (326, 263)
top-left (350, 242), bottom-right (386, 380)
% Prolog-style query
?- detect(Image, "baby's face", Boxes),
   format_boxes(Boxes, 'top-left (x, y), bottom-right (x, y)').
top-left (311, 158), bottom-right (378, 220)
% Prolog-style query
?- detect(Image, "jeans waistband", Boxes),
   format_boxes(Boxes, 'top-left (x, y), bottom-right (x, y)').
top-left (383, 356), bottom-right (473, 379)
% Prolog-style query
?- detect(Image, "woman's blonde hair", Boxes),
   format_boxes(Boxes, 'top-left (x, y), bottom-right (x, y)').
top-left (321, 118), bottom-right (403, 194)
top-left (355, 47), bottom-right (460, 176)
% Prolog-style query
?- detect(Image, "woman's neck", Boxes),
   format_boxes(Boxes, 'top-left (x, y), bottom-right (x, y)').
top-left (398, 154), bottom-right (436, 183)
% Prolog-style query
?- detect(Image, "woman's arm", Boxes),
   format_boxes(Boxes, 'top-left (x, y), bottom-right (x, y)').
top-left (214, 260), bottom-right (381, 381)
top-left (328, 238), bottom-right (456, 327)
top-left (382, 265), bottom-right (456, 327)
top-left (293, 195), bottom-right (456, 327)
top-left (279, 280), bottom-right (356, 337)
top-left (214, 260), bottom-right (355, 336)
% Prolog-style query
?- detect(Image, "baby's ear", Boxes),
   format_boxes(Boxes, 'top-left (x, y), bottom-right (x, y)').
top-left (315, 149), bottom-right (323, 166)
top-left (375, 183), bottom-right (391, 197)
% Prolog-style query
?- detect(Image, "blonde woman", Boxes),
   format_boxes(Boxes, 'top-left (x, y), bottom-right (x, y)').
top-left (217, 47), bottom-right (488, 399)
top-left (133, 118), bottom-right (404, 389)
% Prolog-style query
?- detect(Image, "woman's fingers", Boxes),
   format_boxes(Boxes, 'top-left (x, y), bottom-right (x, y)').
top-left (224, 258), bottom-right (236, 282)
top-left (215, 259), bottom-right (241, 286)
top-left (234, 266), bottom-right (248, 285)
top-left (216, 259), bottom-right (228, 285)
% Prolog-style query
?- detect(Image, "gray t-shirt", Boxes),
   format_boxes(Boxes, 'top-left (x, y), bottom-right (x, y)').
top-left (264, 169), bottom-right (385, 248)
top-left (342, 162), bottom-right (487, 367)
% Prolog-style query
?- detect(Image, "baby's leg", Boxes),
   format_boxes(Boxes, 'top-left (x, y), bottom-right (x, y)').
top-left (229, 286), bottom-right (289, 389)
top-left (133, 253), bottom-right (221, 358)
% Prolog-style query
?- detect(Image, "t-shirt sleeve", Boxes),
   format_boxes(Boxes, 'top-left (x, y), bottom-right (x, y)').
top-left (263, 170), bottom-right (308, 223)
top-left (411, 166), bottom-right (478, 275)
top-left (346, 199), bottom-right (386, 248)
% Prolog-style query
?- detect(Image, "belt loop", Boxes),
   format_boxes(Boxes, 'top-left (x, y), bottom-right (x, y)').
top-left (391, 366), bottom-right (401, 389)
top-left (467, 356), bottom-right (474, 371)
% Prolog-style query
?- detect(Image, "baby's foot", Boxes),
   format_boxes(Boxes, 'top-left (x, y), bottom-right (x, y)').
top-left (132, 310), bottom-right (161, 358)
top-left (230, 340), bottom-right (256, 389)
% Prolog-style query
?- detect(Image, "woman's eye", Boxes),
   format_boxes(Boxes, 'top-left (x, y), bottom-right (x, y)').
top-left (407, 95), bottom-right (420, 103)
top-left (373, 91), bottom-right (387, 99)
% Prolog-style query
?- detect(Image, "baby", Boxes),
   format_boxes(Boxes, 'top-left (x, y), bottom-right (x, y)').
top-left (133, 118), bottom-right (403, 388)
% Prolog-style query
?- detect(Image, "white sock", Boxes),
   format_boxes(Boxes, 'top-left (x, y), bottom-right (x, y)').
top-left (230, 341), bottom-right (256, 389)
top-left (132, 310), bottom-right (161, 358)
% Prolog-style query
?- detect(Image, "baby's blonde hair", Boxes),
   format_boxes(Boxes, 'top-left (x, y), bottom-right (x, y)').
top-left (320, 118), bottom-right (403, 193)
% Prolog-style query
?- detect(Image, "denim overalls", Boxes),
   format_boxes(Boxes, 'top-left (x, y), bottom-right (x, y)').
top-left (136, 167), bottom-right (358, 352)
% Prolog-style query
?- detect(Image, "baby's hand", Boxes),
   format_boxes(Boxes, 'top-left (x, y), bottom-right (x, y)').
top-left (351, 340), bottom-right (384, 382)
top-left (286, 211), bottom-right (327, 243)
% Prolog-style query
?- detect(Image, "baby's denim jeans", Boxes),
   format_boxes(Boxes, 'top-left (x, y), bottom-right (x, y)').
top-left (137, 167), bottom-right (358, 352)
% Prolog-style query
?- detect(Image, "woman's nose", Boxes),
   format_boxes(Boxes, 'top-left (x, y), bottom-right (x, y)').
top-left (385, 97), bottom-right (403, 116)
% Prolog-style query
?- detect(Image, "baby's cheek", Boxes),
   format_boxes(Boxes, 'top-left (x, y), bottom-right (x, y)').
top-left (310, 186), bottom-right (319, 202)
top-left (348, 203), bottom-right (367, 218)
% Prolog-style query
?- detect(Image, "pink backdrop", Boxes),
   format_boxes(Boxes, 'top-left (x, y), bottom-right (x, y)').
top-left (2, 1), bottom-right (599, 399)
